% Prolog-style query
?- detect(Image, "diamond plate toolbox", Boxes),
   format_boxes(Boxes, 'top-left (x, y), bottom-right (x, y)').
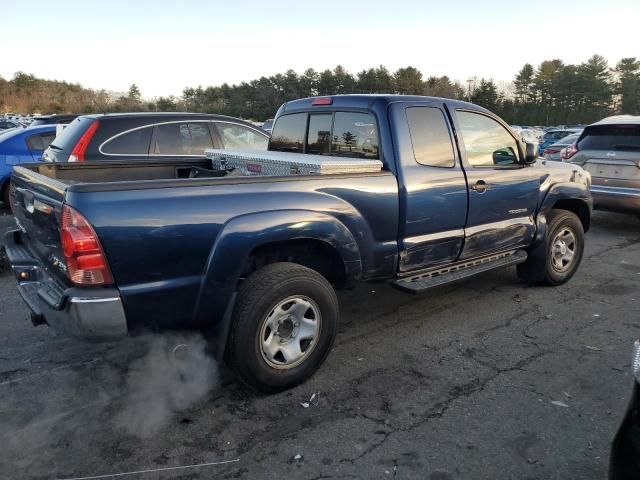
top-left (205, 149), bottom-right (383, 176)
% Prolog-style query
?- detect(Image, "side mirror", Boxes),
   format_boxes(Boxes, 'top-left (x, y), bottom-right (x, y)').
top-left (523, 141), bottom-right (538, 164)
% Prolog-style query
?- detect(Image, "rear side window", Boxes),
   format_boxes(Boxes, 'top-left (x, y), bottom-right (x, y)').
top-left (216, 123), bottom-right (268, 150)
top-left (270, 113), bottom-right (307, 153)
top-left (153, 122), bottom-right (214, 155)
top-left (577, 125), bottom-right (640, 151)
top-left (306, 114), bottom-right (332, 155)
top-left (102, 126), bottom-right (153, 155)
top-left (331, 112), bottom-right (379, 159)
top-left (406, 107), bottom-right (455, 167)
top-left (49, 117), bottom-right (97, 151)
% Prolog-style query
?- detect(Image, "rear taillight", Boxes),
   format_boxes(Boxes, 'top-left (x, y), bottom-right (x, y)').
top-left (543, 148), bottom-right (560, 155)
top-left (61, 204), bottom-right (113, 285)
top-left (69, 120), bottom-right (99, 162)
top-left (562, 143), bottom-right (578, 160)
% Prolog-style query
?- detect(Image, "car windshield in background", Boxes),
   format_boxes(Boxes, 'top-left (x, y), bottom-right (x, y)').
top-left (544, 130), bottom-right (574, 140)
top-left (578, 125), bottom-right (640, 151)
top-left (554, 133), bottom-right (580, 145)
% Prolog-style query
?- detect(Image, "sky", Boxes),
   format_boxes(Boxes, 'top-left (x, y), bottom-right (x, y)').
top-left (1, 0), bottom-right (639, 98)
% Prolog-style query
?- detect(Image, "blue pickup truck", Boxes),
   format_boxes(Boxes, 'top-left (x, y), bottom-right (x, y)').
top-left (5, 95), bottom-right (592, 392)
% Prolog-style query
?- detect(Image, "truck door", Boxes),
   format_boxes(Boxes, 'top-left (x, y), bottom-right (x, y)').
top-left (452, 109), bottom-right (539, 259)
top-left (389, 102), bottom-right (468, 272)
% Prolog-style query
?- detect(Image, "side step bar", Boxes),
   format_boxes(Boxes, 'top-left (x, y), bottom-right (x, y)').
top-left (391, 250), bottom-right (528, 293)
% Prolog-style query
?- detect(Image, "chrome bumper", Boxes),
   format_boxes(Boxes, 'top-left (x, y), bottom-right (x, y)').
top-left (4, 230), bottom-right (128, 341)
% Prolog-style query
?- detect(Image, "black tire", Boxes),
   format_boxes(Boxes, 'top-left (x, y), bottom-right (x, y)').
top-left (518, 209), bottom-right (584, 286)
top-left (227, 262), bottom-right (339, 393)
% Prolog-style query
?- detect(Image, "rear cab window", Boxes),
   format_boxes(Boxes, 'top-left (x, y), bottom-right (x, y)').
top-left (270, 111), bottom-right (379, 159)
top-left (270, 113), bottom-right (307, 153)
top-left (577, 125), bottom-right (640, 152)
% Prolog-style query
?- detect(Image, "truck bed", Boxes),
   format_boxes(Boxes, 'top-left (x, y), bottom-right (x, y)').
top-left (20, 159), bottom-right (388, 192)
top-left (9, 159), bottom-right (400, 334)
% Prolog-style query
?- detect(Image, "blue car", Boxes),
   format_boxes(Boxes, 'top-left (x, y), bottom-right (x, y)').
top-left (1, 125), bottom-right (58, 206)
top-left (538, 129), bottom-right (582, 156)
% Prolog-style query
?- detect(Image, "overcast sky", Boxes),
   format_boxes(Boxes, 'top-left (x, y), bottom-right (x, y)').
top-left (2, 0), bottom-right (639, 98)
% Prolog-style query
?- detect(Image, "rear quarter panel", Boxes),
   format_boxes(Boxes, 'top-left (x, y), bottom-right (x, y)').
top-left (67, 173), bottom-right (399, 332)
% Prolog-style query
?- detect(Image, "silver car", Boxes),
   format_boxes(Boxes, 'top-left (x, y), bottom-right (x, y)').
top-left (543, 133), bottom-right (581, 161)
top-left (566, 115), bottom-right (640, 216)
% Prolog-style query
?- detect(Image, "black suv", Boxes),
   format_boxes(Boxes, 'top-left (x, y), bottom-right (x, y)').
top-left (43, 113), bottom-right (269, 163)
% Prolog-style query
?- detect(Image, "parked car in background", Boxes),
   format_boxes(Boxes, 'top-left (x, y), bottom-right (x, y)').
top-left (539, 129), bottom-right (582, 155)
top-left (43, 113), bottom-right (269, 163)
top-left (1, 124), bottom-right (59, 206)
top-left (609, 339), bottom-right (640, 480)
top-left (0, 119), bottom-right (23, 132)
top-left (543, 133), bottom-right (581, 161)
top-left (262, 118), bottom-right (274, 134)
top-left (6, 94), bottom-right (592, 391)
top-left (565, 115), bottom-right (640, 216)
top-left (30, 114), bottom-right (80, 126)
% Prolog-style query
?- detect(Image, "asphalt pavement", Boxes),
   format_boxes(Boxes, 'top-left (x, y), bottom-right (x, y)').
top-left (0, 210), bottom-right (639, 480)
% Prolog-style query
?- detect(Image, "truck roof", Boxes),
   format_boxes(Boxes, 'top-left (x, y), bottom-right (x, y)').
top-left (279, 94), bottom-right (491, 115)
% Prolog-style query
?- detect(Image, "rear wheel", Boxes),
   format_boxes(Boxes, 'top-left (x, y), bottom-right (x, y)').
top-left (227, 262), bottom-right (338, 393)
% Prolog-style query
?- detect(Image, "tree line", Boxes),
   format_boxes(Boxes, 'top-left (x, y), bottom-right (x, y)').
top-left (1, 55), bottom-right (638, 125)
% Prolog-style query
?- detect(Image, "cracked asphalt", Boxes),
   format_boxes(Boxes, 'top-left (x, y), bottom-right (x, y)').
top-left (1, 210), bottom-right (639, 480)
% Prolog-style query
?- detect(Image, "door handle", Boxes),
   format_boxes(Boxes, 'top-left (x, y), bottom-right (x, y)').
top-left (470, 180), bottom-right (489, 193)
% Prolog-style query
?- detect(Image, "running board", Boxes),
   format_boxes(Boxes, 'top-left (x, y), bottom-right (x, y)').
top-left (391, 250), bottom-right (528, 293)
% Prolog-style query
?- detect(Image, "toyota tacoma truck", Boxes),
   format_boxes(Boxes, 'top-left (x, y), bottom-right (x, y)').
top-left (5, 95), bottom-right (592, 392)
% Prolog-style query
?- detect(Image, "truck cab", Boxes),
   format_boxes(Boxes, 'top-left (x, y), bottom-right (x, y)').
top-left (269, 95), bottom-right (589, 276)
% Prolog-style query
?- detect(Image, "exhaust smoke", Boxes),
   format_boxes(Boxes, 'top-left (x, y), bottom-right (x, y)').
top-left (114, 333), bottom-right (219, 438)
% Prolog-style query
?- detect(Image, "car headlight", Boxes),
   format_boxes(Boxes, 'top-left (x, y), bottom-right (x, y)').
top-left (633, 339), bottom-right (640, 382)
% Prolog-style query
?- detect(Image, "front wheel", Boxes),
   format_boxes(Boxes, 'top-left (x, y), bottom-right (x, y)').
top-left (518, 209), bottom-right (585, 286)
top-left (227, 262), bottom-right (339, 393)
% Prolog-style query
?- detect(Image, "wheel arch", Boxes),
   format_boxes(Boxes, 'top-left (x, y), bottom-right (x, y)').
top-left (539, 183), bottom-right (592, 233)
top-left (191, 210), bottom-right (362, 332)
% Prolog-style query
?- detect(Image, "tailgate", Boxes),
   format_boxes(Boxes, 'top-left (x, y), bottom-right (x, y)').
top-left (581, 151), bottom-right (640, 180)
top-left (10, 166), bottom-right (69, 285)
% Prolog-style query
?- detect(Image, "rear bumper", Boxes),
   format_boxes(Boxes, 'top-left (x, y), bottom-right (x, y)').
top-left (4, 229), bottom-right (128, 341)
top-left (591, 185), bottom-right (640, 213)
